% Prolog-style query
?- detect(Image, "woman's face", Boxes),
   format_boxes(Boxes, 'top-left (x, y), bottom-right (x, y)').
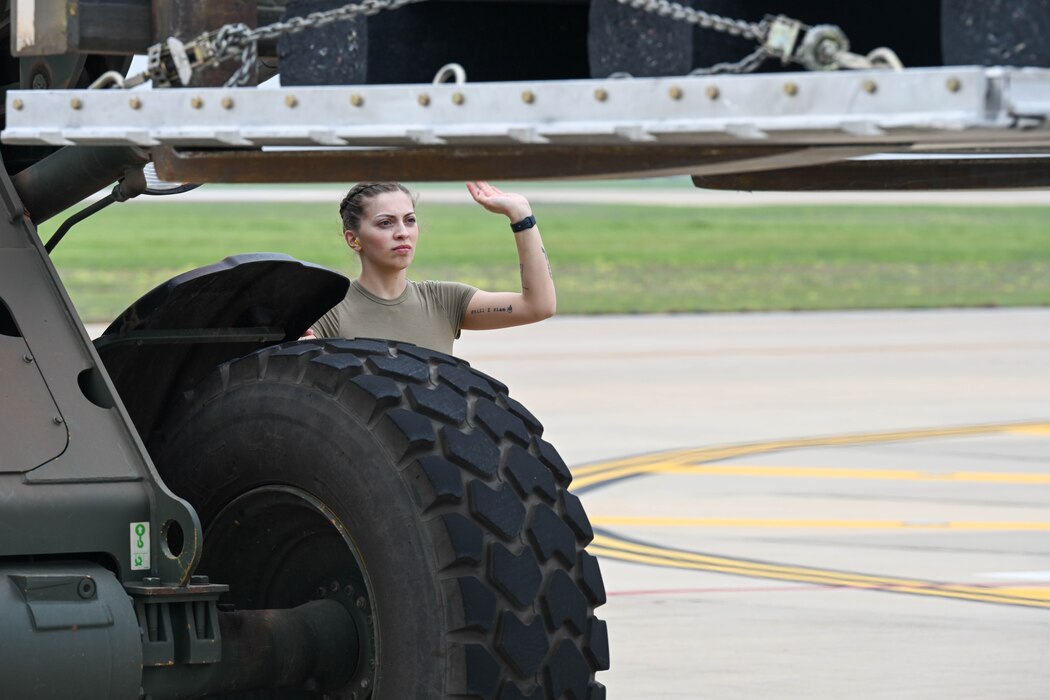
top-left (347, 191), bottom-right (418, 272)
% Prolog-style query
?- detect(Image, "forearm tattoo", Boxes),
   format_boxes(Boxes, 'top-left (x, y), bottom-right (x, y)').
top-left (542, 247), bottom-right (553, 278)
top-left (520, 263), bottom-right (529, 291)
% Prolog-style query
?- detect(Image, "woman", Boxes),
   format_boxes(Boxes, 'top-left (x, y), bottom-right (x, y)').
top-left (308, 181), bottom-right (555, 354)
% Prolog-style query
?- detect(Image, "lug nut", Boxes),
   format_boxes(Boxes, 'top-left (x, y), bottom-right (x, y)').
top-left (356, 596), bottom-right (367, 609)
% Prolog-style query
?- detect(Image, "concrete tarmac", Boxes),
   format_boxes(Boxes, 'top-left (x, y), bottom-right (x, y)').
top-left (453, 309), bottom-right (1050, 699)
top-left (88, 309), bottom-right (1050, 698)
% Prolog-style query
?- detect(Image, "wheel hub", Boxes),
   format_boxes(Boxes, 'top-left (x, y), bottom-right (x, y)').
top-left (198, 485), bottom-right (378, 698)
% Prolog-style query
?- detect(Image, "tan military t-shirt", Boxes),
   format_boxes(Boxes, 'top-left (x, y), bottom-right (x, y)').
top-left (311, 279), bottom-right (478, 354)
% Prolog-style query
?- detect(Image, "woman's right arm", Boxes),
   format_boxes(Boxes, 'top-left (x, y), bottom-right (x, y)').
top-left (460, 182), bottom-right (556, 331)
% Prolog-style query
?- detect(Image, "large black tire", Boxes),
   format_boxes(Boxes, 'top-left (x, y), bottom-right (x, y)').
top-left (150, 338), bottom-right (609, 699)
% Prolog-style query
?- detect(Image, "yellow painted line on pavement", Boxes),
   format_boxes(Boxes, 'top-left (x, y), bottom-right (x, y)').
top-left (578, 422), bottom-right (1050, 609)
top-left (646, 464), bottom-right (1050, 484)
top-left (998, 588), bottom-right (1050, 600)
top-left (1009, 425), bottom-right (1050, 436)
top-left (573, 421), bottom-right (1050, 490)
top-left (590, 533), bottom-right (1050, 609)
top-left (589, 517), bottom-right (1050, 530)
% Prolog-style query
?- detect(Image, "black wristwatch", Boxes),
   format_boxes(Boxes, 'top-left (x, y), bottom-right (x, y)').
top-left (510, 214), bottom-right (537, 233)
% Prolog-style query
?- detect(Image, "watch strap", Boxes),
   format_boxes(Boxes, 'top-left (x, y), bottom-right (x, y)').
top-left (510, 214), bottom-right (537, 233)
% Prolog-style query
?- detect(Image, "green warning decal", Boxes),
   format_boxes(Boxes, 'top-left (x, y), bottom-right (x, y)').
top-left (130, 521), bottom-right (150, 571)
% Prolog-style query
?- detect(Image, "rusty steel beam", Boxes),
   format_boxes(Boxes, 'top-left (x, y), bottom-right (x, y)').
top-left (152, 144), bottom-right (881, 183)
top-left (693, 157), bottom-right (1050, 190)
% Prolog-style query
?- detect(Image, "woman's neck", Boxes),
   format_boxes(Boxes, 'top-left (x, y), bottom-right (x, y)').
top-left (356, 268), bottom-right (408, 300)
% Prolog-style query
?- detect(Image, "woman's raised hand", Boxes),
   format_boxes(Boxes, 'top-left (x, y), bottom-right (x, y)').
top-left (466, 181), bottom-right (532, 222)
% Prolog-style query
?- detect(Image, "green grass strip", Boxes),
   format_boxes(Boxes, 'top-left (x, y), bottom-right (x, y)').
top-left (40, 201), bottom-right (1050, 322)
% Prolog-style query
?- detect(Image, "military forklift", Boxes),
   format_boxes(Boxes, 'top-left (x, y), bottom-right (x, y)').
top-left (1, 0), bottom-right (1047, 698)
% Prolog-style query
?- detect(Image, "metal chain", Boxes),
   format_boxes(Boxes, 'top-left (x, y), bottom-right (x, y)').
top-left (130, 0), bottom-right (425, 88)
top-left (835, 47), bottom-right (904, 71)
top-left (215, 0), bottom-right (426, 86)
top-left (212, 23), bottom-right (259, 87)
top-left (617, 1), bottom-right (904, 75)
top-left (135, 0), bottom-right (898, 87)
top-left (615, 0), bottom-right (768, 41)
top-left (688, 46), bottom-right (769, 76)
top-left (246, 0), bottom-right (424, 43)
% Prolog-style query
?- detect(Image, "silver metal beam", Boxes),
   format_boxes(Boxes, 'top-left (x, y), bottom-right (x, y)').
top-left (4, 67), bottom-right (1048, 151)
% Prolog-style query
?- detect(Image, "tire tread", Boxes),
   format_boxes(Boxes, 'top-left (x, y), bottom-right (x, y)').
top-left (161, 339), bottom-right (606, 697)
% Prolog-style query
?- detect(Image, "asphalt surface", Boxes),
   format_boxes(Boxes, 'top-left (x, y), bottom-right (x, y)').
top-left (87, 309), bottom-right (1050, 698)
top-left (452, 309), bottom-right (1050, 699)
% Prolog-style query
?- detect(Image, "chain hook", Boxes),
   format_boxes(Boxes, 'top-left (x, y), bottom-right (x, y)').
top-left (432, 63), bottom-right (467, 86)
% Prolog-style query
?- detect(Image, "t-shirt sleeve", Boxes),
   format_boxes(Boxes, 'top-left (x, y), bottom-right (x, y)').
top-left (310, 304), bottom-right (342, 338)
top-left (430, 281), bottom-right (478, 338)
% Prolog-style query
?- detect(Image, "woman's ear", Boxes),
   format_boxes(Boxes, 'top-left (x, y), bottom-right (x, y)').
top-left (344, 229), bottom-right (361, 251)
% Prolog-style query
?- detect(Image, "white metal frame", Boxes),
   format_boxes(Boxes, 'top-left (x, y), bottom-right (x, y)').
top-left (3, 67), bottom-right (1049, 152)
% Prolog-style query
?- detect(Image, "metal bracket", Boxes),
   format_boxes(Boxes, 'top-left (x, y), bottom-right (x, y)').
top-left (127, 576), bottom-right (229, 666)
top-left (145, 37), bottom-right (198, 89)
top-left (762, 15), bottom-right (806, 64)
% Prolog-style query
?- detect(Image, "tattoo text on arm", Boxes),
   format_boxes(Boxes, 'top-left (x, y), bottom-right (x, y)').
top-left (470, 304), bottom-right (514, 315)
top-left (541, 247), bottom-right (553, 278)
